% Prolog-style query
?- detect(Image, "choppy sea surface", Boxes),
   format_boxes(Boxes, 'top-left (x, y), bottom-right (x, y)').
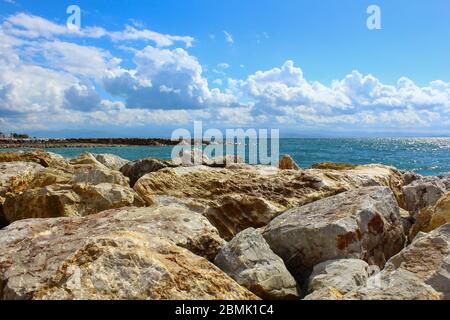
top-left (2, 138), bottom-right (449, 176)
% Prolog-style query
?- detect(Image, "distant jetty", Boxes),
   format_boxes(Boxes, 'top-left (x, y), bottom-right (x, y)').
top-left (0, 138), bottom-right (209, 149)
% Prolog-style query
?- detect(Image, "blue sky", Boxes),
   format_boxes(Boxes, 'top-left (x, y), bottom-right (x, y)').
top-left (0, 0), bottom-right (449, 137)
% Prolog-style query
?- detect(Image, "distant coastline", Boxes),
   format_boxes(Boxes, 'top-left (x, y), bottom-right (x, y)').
top-left (0, 138), bottom-right (192, 149)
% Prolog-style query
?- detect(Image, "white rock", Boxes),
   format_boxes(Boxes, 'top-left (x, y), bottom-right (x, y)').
top-left (215, 228), bottom-right (299, 300)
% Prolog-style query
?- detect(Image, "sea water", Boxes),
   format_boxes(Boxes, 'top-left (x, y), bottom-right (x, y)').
top-left (1, 138), bottom-right (449, 176)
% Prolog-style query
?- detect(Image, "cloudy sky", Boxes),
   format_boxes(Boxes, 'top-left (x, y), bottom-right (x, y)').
top-left (0, 0), bottom-right (449, 137)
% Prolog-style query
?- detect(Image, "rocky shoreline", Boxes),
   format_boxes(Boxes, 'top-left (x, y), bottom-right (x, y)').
top-left (0, 150), bottom-right (449, 300)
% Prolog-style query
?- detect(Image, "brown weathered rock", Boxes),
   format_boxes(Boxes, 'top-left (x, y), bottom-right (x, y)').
top-left (3, 183), bottom-right (145, 223)
top-left (28, 167), bottom-right (74, 189)
top-left (214, 228), bottom-right (299, 300)
top-left (120, 158), bottom-right (177, 187)
top-left (205, 194), bottom-right (285, 241)
top-left (0, 161), bottom-right (44, 226)
top-left (0, 150), bottom-right (69, 169)
top-left (410, 193), bottom-right (450, 238)
top-left (134, 164), bottom-right (405, 240)
top-left (0, 207), bottom-right (256, 300)
top-left (262, 187), bottom-right (406, 281)
top-left (311, 162), bottom-right (358, 170)
top-left (0, 161), bottom-right (44, 196)
top-left (278, 155), bottom-right (300, 170)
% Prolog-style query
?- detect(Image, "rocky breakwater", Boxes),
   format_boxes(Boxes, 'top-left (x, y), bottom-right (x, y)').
top-left (134, 163), bottom-right (405, 240)
top-left (0, 206), bottom-right (256, 300)
top-left (1, 150), bottom-right (449, 300)
top-left (262, 187), bottom-right (406, 281)
top-left (1, 152), bottom-right (144, 224)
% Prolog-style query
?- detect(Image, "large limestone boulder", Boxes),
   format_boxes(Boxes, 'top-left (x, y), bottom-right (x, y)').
top-left (93, 153), bottom-right (129, 171)
top-left (214, 228), bottom-right (299, 300)
top-left (134, 164), bottom-right (405, 240)
top-left (0, 162), bottom-right (44, 225)
top-left (27, 167), bottom-right (74, 189)
top-left (3, 183), bottom-right (145, 223)
top-left (403, 176), bottom-right (446, 216)
top-left (379, 223), bottom-right (450, 299)
top-left (410, 193), bottom-right (450, 238)
top-left (304, 259), bottom-right (370, 300)
top-left (118, 206), bottom-right (225, 260)
top-left (70, 166), bottom-right (130, 187)
top-left (0, 207), bottom-right (256, 300)
top-left (0, 161), bottom-right (44, 196)
top-left (308, 164), bottom-right (406, 208)
top-left (120, 158), bottom-right (177, 187)
top-left (205, 194), bottom-right (285, 241)
top-left (262, 187), bottom-right (406, 281)
top-left (0, 150), bottom-right (69, 169)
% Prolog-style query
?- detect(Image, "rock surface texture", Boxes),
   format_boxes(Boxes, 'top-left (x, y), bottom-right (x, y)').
top-left (410, 193), bottom-right (450, 238)
top-left (305, 259), bottom-right (370, 298)
top-left (120, 158), bottom-right (177, 187)
top-left (262, 187), bottom-right (406, 281)
top-left (0, 206), bottom-right (255, 300)
top-left (344, 223), bottom-right (450, 300)
top-left (278, 155), bottom-right (300, 170)
top-left (3, 183), bottom-right (145, 223)
top-left (0, 150), bottom-right (69, 169)
top-left (0, 162), bottom-right (44, 225)
top-left (134, 165), bottom-right (405, 240)
top-left (1, 150), bottom-right (448, 301)
top-left (403, 176), bottom-right (446, 216)
top-left (381, 223), bottom-right (450, 299)
top-left (70, 166), bottom-right (130, 187)
top-left (214, 228), bottom-right (299, 300)
top-left (93, 154), bottom-right (129, 171)
top-left (0, 161), bottom-right (44, 196)
top-left (344, 269), bottom-right (441, 300)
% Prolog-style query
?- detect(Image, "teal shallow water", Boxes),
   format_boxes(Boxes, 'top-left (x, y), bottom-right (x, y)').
top-left (1, 138), bottom-right (449, 176)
